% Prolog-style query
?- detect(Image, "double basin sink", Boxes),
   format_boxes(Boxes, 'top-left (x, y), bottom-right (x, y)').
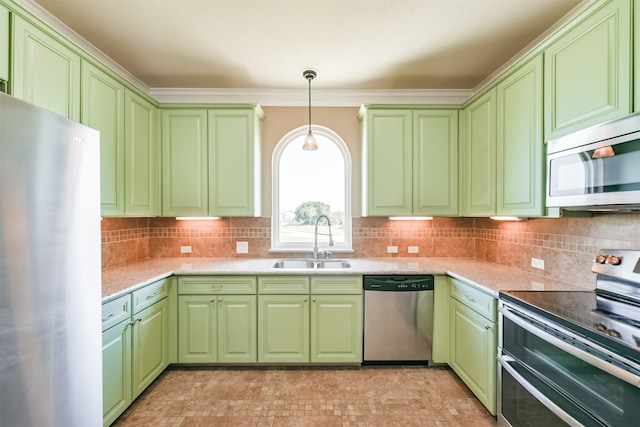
top-left (272, 259), bottom-right (351, 270)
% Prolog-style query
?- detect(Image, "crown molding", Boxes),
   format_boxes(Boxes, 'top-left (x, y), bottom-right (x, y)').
top-left (149, 88), bottom-right (473, 107)
top-left (14, 0), bottom-right (151, 96)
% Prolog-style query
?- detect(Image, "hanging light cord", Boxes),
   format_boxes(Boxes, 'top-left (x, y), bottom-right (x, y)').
top-left (307, 74), bottom-right (312, 135)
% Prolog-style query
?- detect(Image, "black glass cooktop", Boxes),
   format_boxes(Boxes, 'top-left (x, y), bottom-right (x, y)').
top-left (499, 290), bottom-right (640, 362)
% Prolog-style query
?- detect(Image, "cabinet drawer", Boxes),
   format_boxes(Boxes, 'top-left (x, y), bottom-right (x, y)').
top-left (258, 276), bottom-right (310, 294)
top-left (102, 294), bottom-right (131, 331)
top-left (450, 278), bottom-right (496, 322)
top-left (311, 276), bottom-right (362, 295)
top-left (177, 276), bottom-right (257, 294)
top-left (132, 278), bottom-right (169, 314)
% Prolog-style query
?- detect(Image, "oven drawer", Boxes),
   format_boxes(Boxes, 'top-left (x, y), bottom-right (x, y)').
top-left (500, 303), bottom-right (640, 426)
top-left (499, 355), bottom-right (604, 427)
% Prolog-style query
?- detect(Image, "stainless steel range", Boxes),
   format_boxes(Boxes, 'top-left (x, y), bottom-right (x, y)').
top-left (498, 249), bottom-right (640, 426)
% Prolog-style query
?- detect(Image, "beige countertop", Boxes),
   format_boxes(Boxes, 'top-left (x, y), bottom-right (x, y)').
top-left (102, 257), bottom-right (589, 303)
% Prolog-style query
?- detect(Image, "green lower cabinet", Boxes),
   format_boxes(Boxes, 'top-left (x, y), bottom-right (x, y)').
top-left (218, 295), bottom-right (257, 363)
top-left (102, 319), bottom-right (132, 427)
top-left (431, 276), bottom-right (450, 364)
top-left (310, 295), bottom-right (362, 363)
top-left (178, 295), bottom-right (217, 363)
top-left (131, 298), bottom-right (169, 399)
top-left (258, 294), bottom-right (310, 363)
top-left (178, 294), bottom-right (257, 363)
top-left (449, 298), bottom-right (497, 415)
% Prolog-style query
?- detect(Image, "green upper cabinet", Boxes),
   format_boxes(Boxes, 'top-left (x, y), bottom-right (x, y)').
top-left (496, 55), bottom-right (544, 217)
top-left (161, 109), bottom-right (209, 217)
top-left (12, 16), bottom-right (80, 121)
top-left (363, 109), bottom-right (413, 216)
top-left (362, 107), bottom-right (459, 217)
top-left (208, 108), bottom-right (261, 217)
top-left (544, 0), bottom-right (632, 139)
top-left (413, 110), bottom-right (459, 216)
top-left (635, 0), bottom-right (639, 112)
top-left (124, 89), bottom-right (158, 216)
top-left (0, 5), bottom-right (8, 88)
top-left (81, 62), bottom-right (125, 215)
top-left (161, 106), bottom-right (262, 217)
top-left (461, 89), bottom-right (497, 217)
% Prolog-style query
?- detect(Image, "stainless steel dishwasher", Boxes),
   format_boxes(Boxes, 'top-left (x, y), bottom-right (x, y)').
top-left (363, 275), bottom-right (434, 364)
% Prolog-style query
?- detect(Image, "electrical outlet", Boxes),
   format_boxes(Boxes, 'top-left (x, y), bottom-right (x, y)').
top-left (387, 246), bottom-right (398, 254)
top-left (180, 245), bottom-right (192, 254)
top-left (236, 241), bottom-right (249, 254)
top-left (531, 258), bottom-right (545, 270)
top-left (408, 246), bottom-right (419, 254)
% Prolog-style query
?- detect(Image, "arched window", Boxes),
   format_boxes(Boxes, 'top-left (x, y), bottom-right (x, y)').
top-left (272, 125), bottom-right (352, 253)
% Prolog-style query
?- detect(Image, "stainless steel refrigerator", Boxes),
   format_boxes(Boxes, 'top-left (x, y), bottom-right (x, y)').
top-left (0, 94), bottom-right (102, 426)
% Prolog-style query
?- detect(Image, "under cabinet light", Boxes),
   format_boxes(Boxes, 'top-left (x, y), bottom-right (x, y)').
top-left (176, 217), bottom-right (222, 220)
top-left (490, 216), bottom-right (527, 221)
top-left (388, 216), bottom-right (433, 221)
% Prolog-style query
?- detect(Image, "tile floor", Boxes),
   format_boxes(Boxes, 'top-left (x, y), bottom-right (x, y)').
top-left (113, 366), bottom-right (497, 426)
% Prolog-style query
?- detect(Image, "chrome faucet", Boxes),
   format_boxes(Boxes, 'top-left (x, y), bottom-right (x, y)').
top-left (313, 214), bottom-right (334, 259)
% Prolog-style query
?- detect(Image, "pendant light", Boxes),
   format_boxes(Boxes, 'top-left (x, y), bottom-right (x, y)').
top-left (302, 69), bottom-right (318, 151)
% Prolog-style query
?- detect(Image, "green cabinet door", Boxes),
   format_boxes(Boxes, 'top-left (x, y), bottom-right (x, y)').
top-left (131, 298), bottom-right (169, 399)
top-left (208, 109), bottom-right (260, 216)
top-left (310, 295), bottom-right (362, 363)
top-left (12, 16), bottom-right (80, 120)
top-left (431, 276), bottom-right (450, 364)
top-left (218, 295), bottom-right (257, 363)
top-left (461, 89), bottom-right (497, 216)
top-left (178, 295), bottom-right (217, 363)
top-left (544, 0), bottom-right (632, 139)
top-left (364, 109), bottom-right (413, 216)
top-left (635, 0), bottom-right (640, 112)
top-left (496, 55), bottom-right (544, 217)
top-left (124, 90), bottom-right (158, 216)
top-left (0, 5), bottom-right (8, 87)
top-left (81, 62), bottom-right (125, 216)
top-left (161, 109), bottom-right (208, 216)
top-left (413, 110), bottom-right (459, 216)
top-left (449, 299), bottom-right (497, 415)
top-left (258, 295), bottom-right (309, 363)
top-left (102, 319), bottom-right (132, 427)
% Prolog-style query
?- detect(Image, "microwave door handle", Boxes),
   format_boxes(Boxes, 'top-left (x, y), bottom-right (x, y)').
top-left (498, 355), bottom-right (587, 427)
top-left (501, 307), bottom-right (640, 387)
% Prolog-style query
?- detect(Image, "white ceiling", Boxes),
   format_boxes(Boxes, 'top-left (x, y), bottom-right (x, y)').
top-left (31, 0), bottom-right (584, 92)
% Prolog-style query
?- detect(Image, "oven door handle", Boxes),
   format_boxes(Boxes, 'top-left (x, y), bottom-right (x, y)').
top-left (498, 354), bottom-right (588, 427)
top-left (501, 306), bottom-right (640, 387)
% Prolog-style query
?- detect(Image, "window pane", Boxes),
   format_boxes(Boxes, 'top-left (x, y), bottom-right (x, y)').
top-left (279, 134), bottom-right (345, 244)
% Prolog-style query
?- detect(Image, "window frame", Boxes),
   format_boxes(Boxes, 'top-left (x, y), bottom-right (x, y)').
top-left (271, 124), bottom-right (352, 253)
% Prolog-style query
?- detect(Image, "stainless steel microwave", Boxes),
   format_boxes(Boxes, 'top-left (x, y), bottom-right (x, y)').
top-left (546, 112), bottom-right (640, 212)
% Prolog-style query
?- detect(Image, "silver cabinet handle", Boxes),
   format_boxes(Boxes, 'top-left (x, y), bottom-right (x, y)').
top-left (145, 292), bottom-right (158, 300)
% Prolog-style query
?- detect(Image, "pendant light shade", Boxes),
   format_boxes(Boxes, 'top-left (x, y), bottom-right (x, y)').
top-left (302, 69), bottom-right (318, 151)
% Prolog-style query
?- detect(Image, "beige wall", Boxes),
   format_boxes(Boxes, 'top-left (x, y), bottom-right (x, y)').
top-left (260, 106), bottom-right (362, 217)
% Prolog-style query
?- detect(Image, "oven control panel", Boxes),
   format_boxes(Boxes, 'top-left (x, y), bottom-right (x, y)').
top-left (592, 249), bottom-right (640, 283)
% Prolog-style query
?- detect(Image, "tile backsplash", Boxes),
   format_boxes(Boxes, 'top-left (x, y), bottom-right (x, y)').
top-left (101, 214), bottom-right (640, 288)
